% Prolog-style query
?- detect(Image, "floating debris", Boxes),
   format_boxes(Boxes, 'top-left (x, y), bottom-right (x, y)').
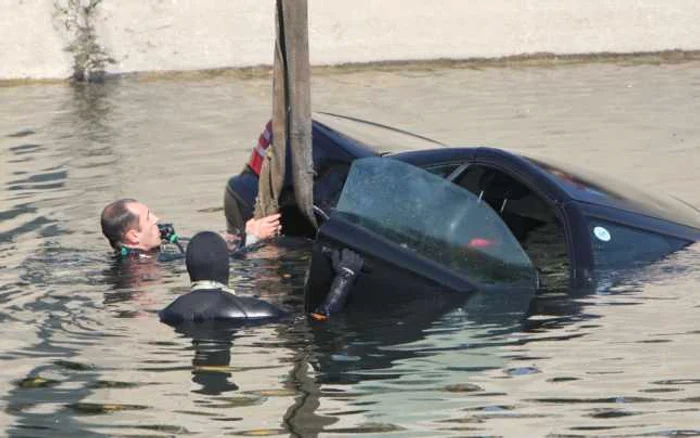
top-left (443, 383), bottom-right (483, 393)
top-left (66, 402), bottom-right (148, 415)
top-left (16, 376), bottom-right (61, 389)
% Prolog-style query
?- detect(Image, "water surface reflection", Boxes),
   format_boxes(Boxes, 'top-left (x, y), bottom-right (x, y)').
top-left (1, 61), bottom-right (699, 436)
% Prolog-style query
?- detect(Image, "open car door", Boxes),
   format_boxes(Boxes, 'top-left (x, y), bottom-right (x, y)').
top-left (305, 157), bottom-right (538, 313)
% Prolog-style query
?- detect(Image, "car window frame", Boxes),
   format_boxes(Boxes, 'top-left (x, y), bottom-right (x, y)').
top-left (334, 157), bottom-right (539, 288)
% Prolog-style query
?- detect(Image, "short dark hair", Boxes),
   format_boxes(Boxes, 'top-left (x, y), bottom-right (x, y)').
top-left (101, 198), bottom-right (139, 249)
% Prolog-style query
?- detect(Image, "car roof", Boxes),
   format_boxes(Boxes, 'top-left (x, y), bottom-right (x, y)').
top-left (313, 112), bottom-right (445, 154)
top-left (314, 114), bottom-right (700, 235)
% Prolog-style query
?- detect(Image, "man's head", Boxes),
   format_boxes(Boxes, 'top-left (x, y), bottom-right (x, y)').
top-left (186, 231), bottom-right (230, 285)
top-left (100, 199), bottom-right (161, 252)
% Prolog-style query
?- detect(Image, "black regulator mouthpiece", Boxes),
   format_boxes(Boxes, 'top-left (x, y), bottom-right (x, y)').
top-left (158, 223), bottom-right (185, 253)
top-left (158, 223), bottom-right (178, 243)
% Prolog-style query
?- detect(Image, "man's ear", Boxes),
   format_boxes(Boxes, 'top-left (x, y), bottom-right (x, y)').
top-left (123, 228), bottom-right (139, 245)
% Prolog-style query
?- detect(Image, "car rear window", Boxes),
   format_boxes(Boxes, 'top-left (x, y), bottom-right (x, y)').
top-left (527, 156), bottom-right (700, 231)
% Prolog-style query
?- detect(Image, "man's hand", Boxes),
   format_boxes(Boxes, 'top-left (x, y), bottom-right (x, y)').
top-left (245, 213), bottom-right (282, 240)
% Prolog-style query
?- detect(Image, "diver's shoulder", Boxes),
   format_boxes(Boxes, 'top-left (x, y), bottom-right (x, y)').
top-left (159, 288), bottom-right (285, 325)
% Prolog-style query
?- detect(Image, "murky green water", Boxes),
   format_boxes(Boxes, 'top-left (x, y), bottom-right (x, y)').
top-left (1, 62), bottom-right (700, 437)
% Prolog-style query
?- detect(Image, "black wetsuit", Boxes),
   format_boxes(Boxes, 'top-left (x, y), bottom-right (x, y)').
top-left (157, 231), bottom-right (361, 327)
top-left (159, 287), bottom-right (286, 325)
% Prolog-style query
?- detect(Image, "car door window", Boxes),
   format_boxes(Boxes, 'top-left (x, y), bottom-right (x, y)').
top-left (313, 163), bottom-right (350, 216)
top-left (334, 157), bottom-right (537, 287)
top-left (452, 164), bottom-right (570, 288)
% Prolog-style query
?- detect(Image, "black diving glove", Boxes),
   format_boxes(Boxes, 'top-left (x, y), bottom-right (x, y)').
top-left (311, 248), bottom-right (363, 320)
top-left (332, 248), bottom-right (363, 277)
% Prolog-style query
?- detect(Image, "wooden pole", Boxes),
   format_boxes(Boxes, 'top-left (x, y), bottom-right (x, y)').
top-left (255, 0), bottom-right (316, 229)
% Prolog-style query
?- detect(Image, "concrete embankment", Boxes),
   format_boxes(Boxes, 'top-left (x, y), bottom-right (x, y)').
top-left (2, 0), bottom-right (700, 81)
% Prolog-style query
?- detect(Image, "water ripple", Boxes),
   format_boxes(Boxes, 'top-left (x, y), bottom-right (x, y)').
top-left (0, 63), bottom-right (699, 436)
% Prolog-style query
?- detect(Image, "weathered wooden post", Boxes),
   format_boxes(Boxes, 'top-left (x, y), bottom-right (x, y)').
top-left (255, 0), bottom-right (316, 228)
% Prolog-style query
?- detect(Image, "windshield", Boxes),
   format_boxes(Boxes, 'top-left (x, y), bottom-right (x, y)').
top-left (335, 158), bottom-right (537, 287)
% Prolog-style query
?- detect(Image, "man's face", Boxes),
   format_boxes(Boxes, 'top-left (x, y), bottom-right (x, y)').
top-left (124, 202), bottom-right (161, 251)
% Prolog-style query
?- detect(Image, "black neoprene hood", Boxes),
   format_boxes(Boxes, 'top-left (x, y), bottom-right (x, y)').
top-left (186, 231), bottom-right (230, 284)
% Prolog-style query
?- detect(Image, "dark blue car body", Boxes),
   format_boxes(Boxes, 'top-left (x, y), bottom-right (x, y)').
top-left (224, 113), bottom-right (700, 307)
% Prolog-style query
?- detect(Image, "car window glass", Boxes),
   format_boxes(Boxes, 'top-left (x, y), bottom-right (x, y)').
top-left (527, 156), bottom-right (700, 230)
top-left (313, 163), bottom-right (350, 214)
top-left (587, 218), bottom-right (689, 267)
top-left (335, 157), bottom-right (537, 287)
top-left (424, 163), bottom-right (461, 178)
top-left (455, 164), bottom-right (569, 289)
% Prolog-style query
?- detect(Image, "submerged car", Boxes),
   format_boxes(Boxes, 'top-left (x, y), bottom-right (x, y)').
top-left (225, 113), bottom-right (700, 309)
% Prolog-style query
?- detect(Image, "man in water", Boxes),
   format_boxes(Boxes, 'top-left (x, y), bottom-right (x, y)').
top-left (100, 198), bottom-right (281, 256)
top-left (159, 231), bottom-right (286, 324)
